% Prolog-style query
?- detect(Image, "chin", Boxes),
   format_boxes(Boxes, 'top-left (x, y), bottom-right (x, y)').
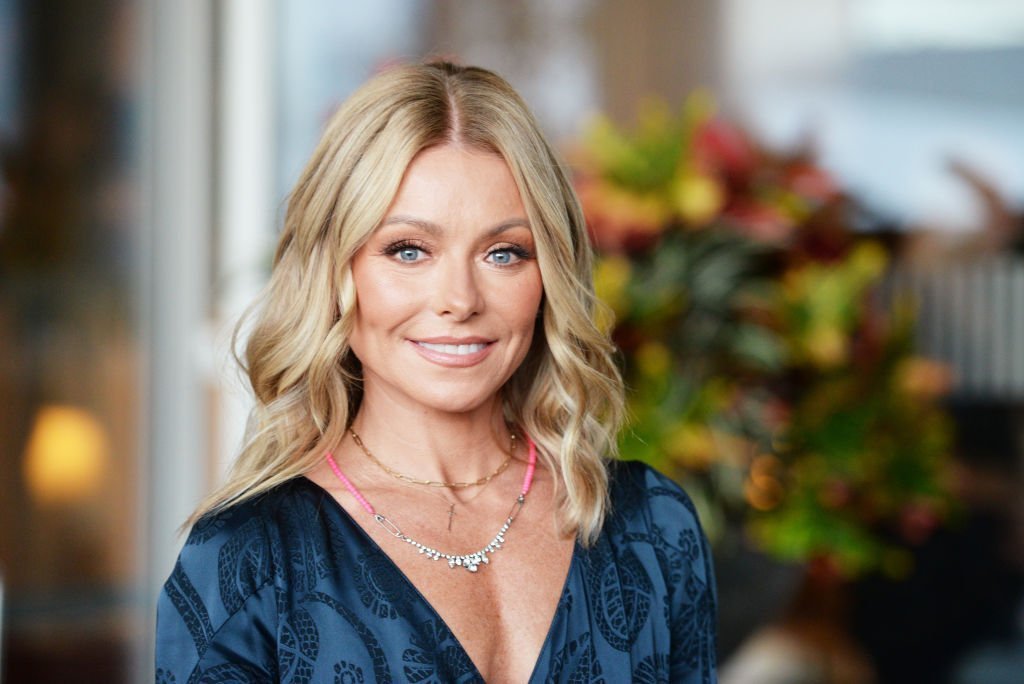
top-left (416, 393), bottom-right (498, 416)
top-left (403, 377), bottom-right (507, 415)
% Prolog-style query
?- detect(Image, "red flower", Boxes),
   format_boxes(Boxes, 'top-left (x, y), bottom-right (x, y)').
top-left (693, 118), bottom-right (757, 180)
top-left (722, 200), bottom-right (796, 244)
top-left (899, 503), bottom-right (939, 545)
top-left (785, 162), bottom-right (840, 203)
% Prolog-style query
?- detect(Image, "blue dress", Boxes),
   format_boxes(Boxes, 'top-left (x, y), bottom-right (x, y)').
top-left (156, 460), bottom-right (717, 683)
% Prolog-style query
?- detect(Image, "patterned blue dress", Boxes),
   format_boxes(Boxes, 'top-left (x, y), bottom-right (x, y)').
top-left (156, 460), bottom-right (717, 683)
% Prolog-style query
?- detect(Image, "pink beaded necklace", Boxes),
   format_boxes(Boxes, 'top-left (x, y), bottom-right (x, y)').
top-left (325, 434), bottom-right (537, 573)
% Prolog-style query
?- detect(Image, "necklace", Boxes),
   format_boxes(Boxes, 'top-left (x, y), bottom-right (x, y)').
top-left (434, 478), bottom-right (494, 532)
top-left (324, 435), bottom-right (537, 573)
top-left (352, 428), bottom-right (516, 531)
top-left (349, 428), bottom-right (514, 489)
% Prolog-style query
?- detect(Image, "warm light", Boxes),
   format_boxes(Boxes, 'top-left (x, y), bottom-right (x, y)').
top-left (23, 405), bottom-right (110, 505)
top-left (746, 454), bottom-right (784, 510)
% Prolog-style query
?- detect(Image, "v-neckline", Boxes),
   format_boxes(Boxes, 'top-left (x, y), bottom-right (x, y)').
top-left (300, 476), bottom-right (580, 682)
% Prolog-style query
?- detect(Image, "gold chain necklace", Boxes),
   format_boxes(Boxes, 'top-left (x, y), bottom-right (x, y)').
top-left (324, 434), bottom-right (537, 573)
top-left (348, 428), bottom-right (514, 489)
top-left (421, 475), bottom-right (498, 532)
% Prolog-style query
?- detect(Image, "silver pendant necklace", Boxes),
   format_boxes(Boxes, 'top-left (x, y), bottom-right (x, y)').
top-left (324, 434), bottom-right (538, 573)
top-left (372, 495), bottom-right (524, 572)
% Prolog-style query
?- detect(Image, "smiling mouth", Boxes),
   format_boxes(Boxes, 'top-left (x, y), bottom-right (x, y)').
top-left (416, 342), bottom-right (489, 355)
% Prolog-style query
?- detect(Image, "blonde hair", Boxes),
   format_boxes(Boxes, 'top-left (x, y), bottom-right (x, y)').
top-left (189, 62), bottom-right (624, 544)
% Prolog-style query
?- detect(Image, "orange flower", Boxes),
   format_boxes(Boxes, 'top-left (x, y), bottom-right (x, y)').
top-left (577, 176), bottom-right (669, 252)
top-left (895, 358), bottom-right (955, 399)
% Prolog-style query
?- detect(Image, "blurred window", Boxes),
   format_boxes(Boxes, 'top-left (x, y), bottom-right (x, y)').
top-left (722, 0), bottom-right (1024, 231)
top-left (0, 1), bottom-right (143, 681)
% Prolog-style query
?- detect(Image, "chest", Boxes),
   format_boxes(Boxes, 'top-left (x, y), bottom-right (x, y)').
top-left (276, 495), bottom-right (683, 683)
top-left (358, 498), bottom-right (577, 682)
top-left (296, 469), bottom-right (686, 681)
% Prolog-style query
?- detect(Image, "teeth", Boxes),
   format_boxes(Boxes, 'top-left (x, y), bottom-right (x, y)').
top-left (418, 342), bottom-right (487, 355)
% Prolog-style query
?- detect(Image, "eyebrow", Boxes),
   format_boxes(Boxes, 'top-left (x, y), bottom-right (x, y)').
top-left (380, 215), bottom-right (531, 237)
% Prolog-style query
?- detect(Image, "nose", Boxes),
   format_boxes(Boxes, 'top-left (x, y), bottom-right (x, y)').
top-left (432, 257), bottom-right (483, 320)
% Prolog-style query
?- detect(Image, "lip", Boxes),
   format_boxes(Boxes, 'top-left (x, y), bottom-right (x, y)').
top-left (415, 336), bottom-right (493, 345)
top-left (409, 337), bottom-right (495, 367)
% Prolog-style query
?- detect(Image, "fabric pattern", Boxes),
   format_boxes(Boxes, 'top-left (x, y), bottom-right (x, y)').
top-left (156, 460), bottom-right (717, 682)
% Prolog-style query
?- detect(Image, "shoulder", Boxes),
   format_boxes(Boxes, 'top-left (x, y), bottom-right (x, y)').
top-left (601, 459), bottom-right (715, 601)
top-left (157, 480), bottom-right (328, 676)
top-left (606, 459), bottom-right (702, 535)
top-left (161, 478), bottom-right (328, 623)
top-left (177, 478), bottom-right (314, 561)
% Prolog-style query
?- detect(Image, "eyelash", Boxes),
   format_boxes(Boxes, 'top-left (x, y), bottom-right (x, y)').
top-left (381, 240), bottom-right (533, 266)
top-left (382, 240), bottom-right (429, 261)
top-left (488, 245), bottom-right (532, 265)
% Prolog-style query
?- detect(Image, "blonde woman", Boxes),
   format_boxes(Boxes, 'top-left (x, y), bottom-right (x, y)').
top-left (156, 61), bottom-right (716, 683)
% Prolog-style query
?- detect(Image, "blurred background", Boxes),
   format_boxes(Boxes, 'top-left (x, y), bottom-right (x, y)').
top-left (0, 1), bottom-right (1022, 682)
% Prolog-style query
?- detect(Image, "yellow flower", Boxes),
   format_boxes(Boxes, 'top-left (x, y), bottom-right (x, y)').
top-left (804, 324), bottom-right (847, 368)
top-left (781, 267), bottom-right (812, 301)
top-left (594, 256), bottom-right (632, 314)
top-left (777, 190), bottom-right (811, 223)
top-left (672, 172), bottom-right (725, 226)
top-left (593, 256), bottom-right (632, 332)
top-left (847, 241), bottom-right (888, 286)
top-left (666, 422), bottom-right (717, 469)
top-left (636, 341), bottom-right (672, 378)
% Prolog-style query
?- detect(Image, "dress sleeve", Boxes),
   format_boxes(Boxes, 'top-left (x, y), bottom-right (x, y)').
top-left (628, 462), bottom-right (718, 682)
top-left (155, 512), bottom-right (279, 683)
top-left (669, 512), bottom-right (718, 683)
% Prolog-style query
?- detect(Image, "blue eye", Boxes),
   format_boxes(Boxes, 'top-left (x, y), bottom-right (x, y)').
top-left (397, 246), bottom-right (422, 262)
top-left (383, 241), bottom-right (428, 262)
top-left (488, 246), bottom-right (529, 266)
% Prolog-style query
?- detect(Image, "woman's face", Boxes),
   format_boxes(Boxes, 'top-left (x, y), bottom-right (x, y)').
top-left (348, 144), bottom-right (544, 416)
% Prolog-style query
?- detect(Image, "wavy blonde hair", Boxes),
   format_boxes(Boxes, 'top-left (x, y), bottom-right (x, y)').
top-left (189, 62), bottom-right (624, 544)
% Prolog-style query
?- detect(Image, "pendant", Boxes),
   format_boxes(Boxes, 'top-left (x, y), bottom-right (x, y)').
top-left (373, 494), bottom-right (525, 573)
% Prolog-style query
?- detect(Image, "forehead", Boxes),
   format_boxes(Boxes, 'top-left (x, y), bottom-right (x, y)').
top-left (384, 144), bottom-right (528, 221)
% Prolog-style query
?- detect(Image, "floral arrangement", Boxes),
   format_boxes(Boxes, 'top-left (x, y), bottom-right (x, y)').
top-left (574, 95), bottom-right (953, 577)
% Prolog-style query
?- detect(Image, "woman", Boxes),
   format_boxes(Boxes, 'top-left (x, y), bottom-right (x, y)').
top-left (157, 61), bottom-right (716, 683)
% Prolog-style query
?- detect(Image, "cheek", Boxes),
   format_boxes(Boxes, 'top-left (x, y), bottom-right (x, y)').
top-left (351, 262), bottom-right (416, 330)
top-left (502, 276), bottom-right (544, 333)
top-left (352, 260), bottom-right (385, 311)
top-left (504, 279), bottom-right (545, 377)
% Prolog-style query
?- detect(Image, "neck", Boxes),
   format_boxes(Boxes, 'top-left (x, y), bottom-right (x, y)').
top-left (349, 394), bottom-right (515, 485)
